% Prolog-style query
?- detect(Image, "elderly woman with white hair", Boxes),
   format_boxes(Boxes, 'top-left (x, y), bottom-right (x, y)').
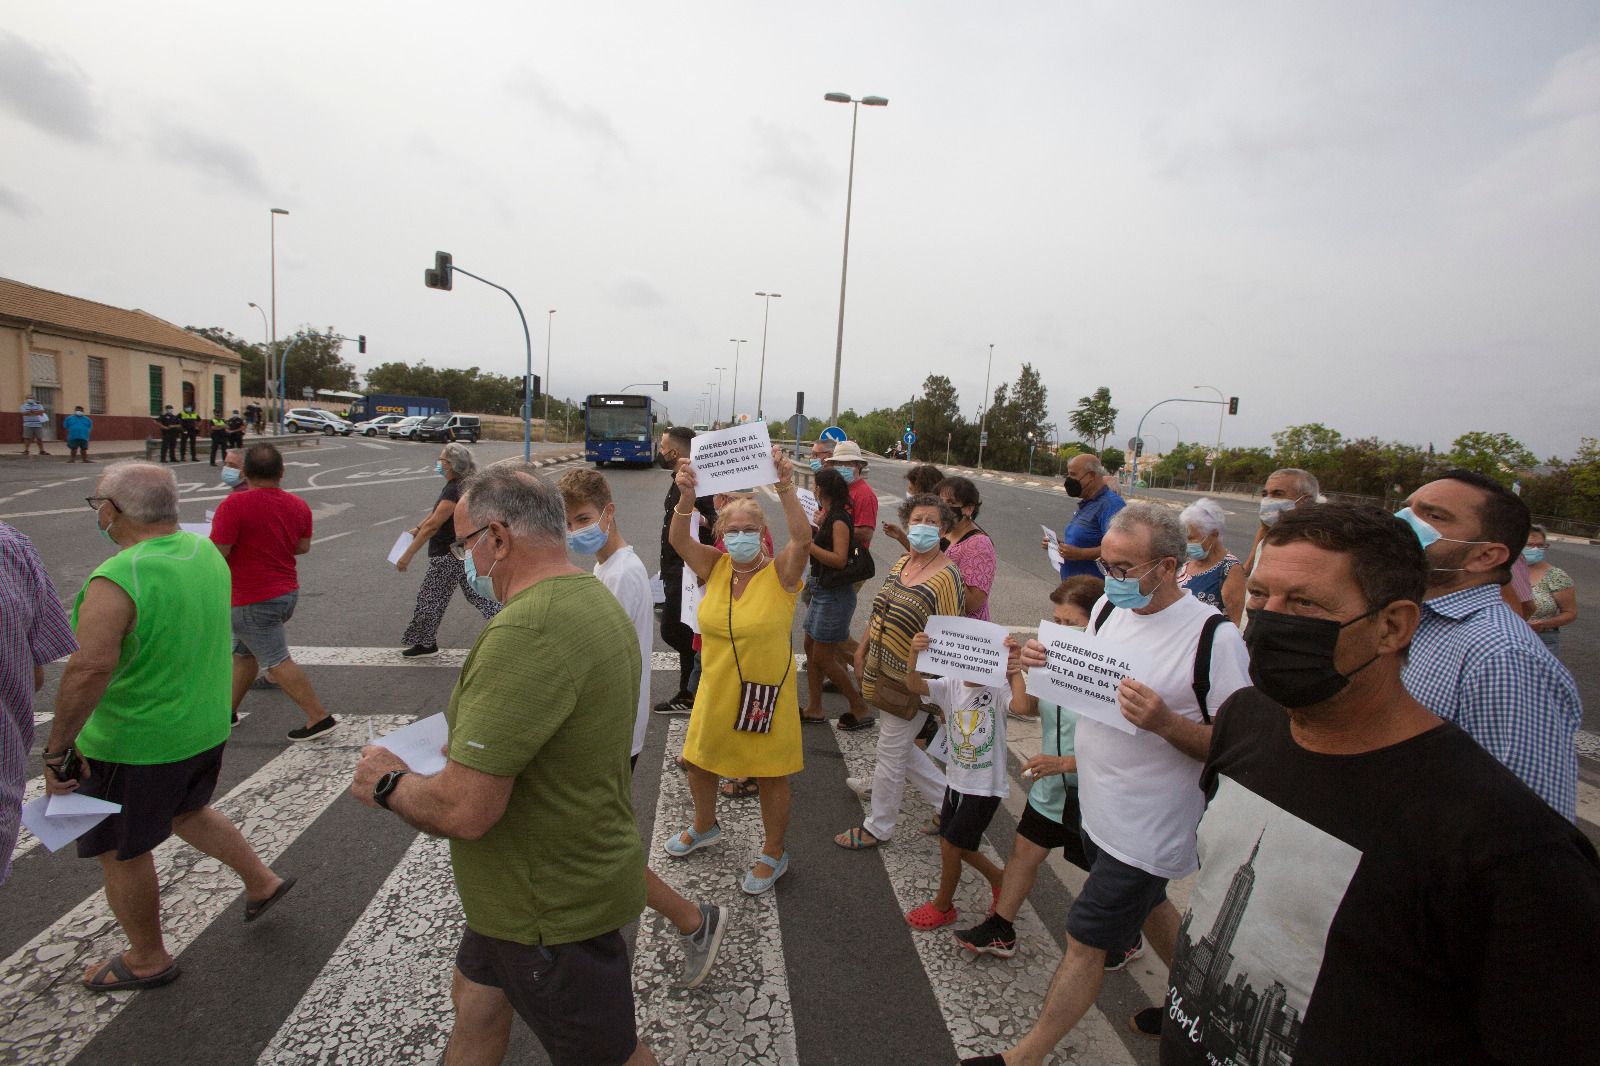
top-left (395, 442), bottom-right (500, 655)
top-left (1177, 497), bottom-right (1244, 623)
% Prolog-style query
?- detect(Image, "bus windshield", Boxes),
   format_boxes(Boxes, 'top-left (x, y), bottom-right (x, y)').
top-left (587, 404), bottom-right (651, 442)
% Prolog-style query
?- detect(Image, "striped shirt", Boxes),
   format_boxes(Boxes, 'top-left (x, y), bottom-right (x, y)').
top-left (1402, 583), bottom-right (1582, 822)
top-left (860, 555), bottom-right (964, 705)
top-left (1, 522), bottom-right (79, 883)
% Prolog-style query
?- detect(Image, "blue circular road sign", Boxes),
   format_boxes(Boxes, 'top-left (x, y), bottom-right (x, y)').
top-left (820, 425), bottom-right (847, 443)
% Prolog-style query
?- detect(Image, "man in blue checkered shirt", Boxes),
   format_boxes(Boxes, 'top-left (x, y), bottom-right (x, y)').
top-left (1398, 469), bottom-right (1581, 821)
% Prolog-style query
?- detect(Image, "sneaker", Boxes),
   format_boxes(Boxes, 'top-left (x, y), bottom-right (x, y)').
top-left (230, 712), bottom-right (239, 728)
top-left (286, 716), bottom-right (338, 742)
top-left (845, 775), bottom-right (873, 799)
top-left (953, 914), bottom-right (1017, 958)
top-left (678, 902), bottom-right (728, 990)
top-left (1129, 1006), bottom-right (1162, 1038)
top-left (1105, 933), bottom-right (1145, 972)
top-left (653, 693), bottom-right (694, 715)
top-left (401, 643), bottom-right (439, 657)
top-left (251, 676), bottom-right (278, 690)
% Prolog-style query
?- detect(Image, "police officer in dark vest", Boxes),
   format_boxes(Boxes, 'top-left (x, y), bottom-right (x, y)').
top-left (227, 409), bottom-right (246, 450)
top-left (209, 411), bottom-right (232, 465)
top-left (153, 405), bottom-right (183, 463)
top-left (179, 404), bottom-right (202, 461)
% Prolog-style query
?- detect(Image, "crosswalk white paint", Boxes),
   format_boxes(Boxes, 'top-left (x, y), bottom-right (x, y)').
top-left (0, 716), bottom-right (412, 1064)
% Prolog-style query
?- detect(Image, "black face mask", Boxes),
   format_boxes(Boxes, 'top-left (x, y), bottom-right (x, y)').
top-left (1064, 476), bottom-right (1084, 498)
top-left (656, 450), bottom-right (676, 470)
top-left (1244, 607), bottom-right (1380, 708)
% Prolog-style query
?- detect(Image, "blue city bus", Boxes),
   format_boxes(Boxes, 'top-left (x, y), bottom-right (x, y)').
top-left (583, 393), bottom-right (661, 466)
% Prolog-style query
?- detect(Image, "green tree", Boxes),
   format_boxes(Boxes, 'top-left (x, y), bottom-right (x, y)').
top-left (1447, 431), bottom-right (1537, 485)
top-left (187, 326), bottom-right (266, 396)
top-left (1069, 386), bottom-right (1118, 453)
top-left (1100, 446), bottom-right (1126, 474)
top-left (275, 328), bottom-right (359, 397)
top-left (910, 374), bottom-right (966, 462)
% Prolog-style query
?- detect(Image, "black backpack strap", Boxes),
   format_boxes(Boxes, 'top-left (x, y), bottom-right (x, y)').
top-left (1191, 614), bottom-right (1225, 724)
top-left (1094, 599), bottom-right (1115, 634)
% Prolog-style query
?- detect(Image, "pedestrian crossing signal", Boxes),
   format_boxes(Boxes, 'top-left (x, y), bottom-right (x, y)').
top-left (424, 251), bottom-right (454, 291)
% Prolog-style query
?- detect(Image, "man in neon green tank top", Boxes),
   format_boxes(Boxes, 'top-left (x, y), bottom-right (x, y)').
top-left (42, 462), bottom-right (295, 994)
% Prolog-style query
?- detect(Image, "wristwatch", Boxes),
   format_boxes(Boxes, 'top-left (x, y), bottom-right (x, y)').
top-left (373, 770), bottom-right (408, 810)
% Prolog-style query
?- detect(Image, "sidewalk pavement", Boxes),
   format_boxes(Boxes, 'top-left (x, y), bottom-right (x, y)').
top-left (2, 432), bottom-right (324, 463)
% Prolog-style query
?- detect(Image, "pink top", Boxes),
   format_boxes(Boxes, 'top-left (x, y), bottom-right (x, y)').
top-left (945, 528), bottom-right (996, 621)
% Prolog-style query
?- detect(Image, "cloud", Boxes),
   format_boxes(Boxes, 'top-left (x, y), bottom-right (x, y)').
top-left (151, 123), bottom-right (266, 193)
top-left (0, 32), bottom-right (102, 142)
top-left (0, 185), bottom-right (33, 217)
top-left (506, 69), bottom-right (625, 150)
top-left (745, 119), bottom-right (835, 214)
top-left (1526, 40), bottom-right (1600, 122)
top-left (607, 274), bottom-right (664, 308)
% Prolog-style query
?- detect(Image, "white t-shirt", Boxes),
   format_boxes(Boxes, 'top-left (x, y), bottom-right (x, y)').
top-left (1076, 592), bottom-right (1250, 879)
top-left (594, 545), bottom-right (653, 758)
top-left (925, 675), bottom-right (1010, 799)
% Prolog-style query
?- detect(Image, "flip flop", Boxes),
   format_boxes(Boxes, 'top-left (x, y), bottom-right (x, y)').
top-left (245, 876), bottom-right (297, 922)
top-left (836, 712), bottom-right (876, 733)
top-left (82, 955), bottom-right (181, 993)
top-left (719, 778), bottom-right (759, 799)
top-left (799, 711), bottom-right (828, 725)
top-left (834, 826), bottom-right (882, 850)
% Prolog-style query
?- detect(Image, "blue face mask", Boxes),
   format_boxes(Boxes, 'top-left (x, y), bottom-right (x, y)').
top-left (808, 458), bottom-right (824, 473)
top-left (1104, 574), bottom-right (1153, 610)
top-left (724, 530), bottom-right (762, 563)
top-left (1185, 541), bottom-right (1207, 560)
top-left (97, 512), bottom-right (116, 543)
top-left (462, 535), bottom-right (499, 602)
top-left (1522, 546), bottom-right (1545, 564)
top-left (221, 467), bottom-right (242, 487)
top-left (907, 524), bottom-right (941, 553)
top-left (1393, 507), bottom-right (1441, 549)
top-left (567, 522), bottom-right (608, 555)
top-left (836, 467), bottom-right (857, 484)
top-left (434, 461), bottom-right (446, 477)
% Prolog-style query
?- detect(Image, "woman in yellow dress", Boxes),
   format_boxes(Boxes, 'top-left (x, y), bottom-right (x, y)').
top-left (664, 446), bottom-right (812, 895)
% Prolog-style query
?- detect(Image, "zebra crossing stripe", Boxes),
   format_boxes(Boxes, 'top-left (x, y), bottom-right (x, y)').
top-left (832, 727), bottom-right (1141, 1064)
top-left (0, 715), bottom-right (413, 1064)
top-left (632, 718), bottom-right (799, 1063)
top-left (257, 834), bottom-right (458, 1064)
top-left (280, 647), bottom-right (808, 673)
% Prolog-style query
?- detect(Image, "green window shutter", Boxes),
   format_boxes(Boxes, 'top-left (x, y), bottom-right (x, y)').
top-left (148, 365), bottom-right (164, 415)
top-left (214, 374), bottom-right (224, 415)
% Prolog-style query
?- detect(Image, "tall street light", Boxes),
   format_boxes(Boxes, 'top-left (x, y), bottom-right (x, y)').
top-left (727, 339), bottom-right (746, 423)
top-left (823, 91), bottom-right (888, 424)
top-left (711, 368), bottom-right (726, 428)
top-left (976, 343), bottom-right (995, 469)
top-left (268, 207), bottom-right (288, 430)
top-left (246, 302), bottom-right (268, 416)
top-left (753, 292), bottom-right (781, 420)
top-left (544, 310), bottom-right (556, 442)
top-left (1193, 384), bottom-right (1225, 492)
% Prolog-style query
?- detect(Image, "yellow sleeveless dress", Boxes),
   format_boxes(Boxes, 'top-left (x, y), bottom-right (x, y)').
top-left (681, 554), bottom-right (803, 779)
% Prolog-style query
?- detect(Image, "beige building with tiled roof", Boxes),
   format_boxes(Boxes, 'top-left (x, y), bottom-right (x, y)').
top-left (1, 276), bottom-right (243, 442)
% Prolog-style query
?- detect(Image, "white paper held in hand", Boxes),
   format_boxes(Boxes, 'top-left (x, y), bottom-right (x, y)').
top-left (46, 792), bottom-right (122, 818)
top-left (1041, 524), bottom-right (1061, 574)
top-left (372, 713), bottom-right (449, 776)
top-left (387, 531), bottom-right (415, 565)
top-left (795, 488), bottom-right (820, 524)
top-left (1024, 618), bottom-right (1146, 735)
top-left (919, 615), bottom-right (1011, 687)
top-left (21, 794), bottom-right (120, 853)
top-left (687, 422), bottom-right (778, 496)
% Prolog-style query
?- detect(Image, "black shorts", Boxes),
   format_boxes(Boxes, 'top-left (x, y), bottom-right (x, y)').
top-left (938, 787), bottom-right (1001, 851)
top-left (1016, 792), bottom-right (1090, 873)
top-left (75, 743), bottom-right (225, 861)
top-left (455, 927), bottom-right (638, 1066)
top-left (1064, 832), bottom-right (1169, 954)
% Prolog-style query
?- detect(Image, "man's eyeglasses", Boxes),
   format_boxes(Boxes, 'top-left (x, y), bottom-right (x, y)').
top-left (85, 496), bottom-right (119, 512)
top-left (1098, 557), bottom-right (1164, 581)
top-left (449, 525), bottom-right (490, 561)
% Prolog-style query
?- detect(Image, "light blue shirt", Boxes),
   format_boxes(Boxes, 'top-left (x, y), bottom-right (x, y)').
top-left (1402, 584), bottom-right (1581, 821)
top-left (63, 413), bottom-right (92, 441)
top-left (1060, 486), bottom-right (1125, 579)
top-left (1027, 700), bottom-right (1078, 823)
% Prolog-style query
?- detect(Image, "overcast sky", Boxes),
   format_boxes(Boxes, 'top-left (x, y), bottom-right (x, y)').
top-left (3, 3), bottom-right (1596, 458)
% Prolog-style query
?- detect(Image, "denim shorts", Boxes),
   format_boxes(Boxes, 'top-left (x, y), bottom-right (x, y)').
top-left (804, 581), bottom-right (856, 643)
top-left (231, 590), bottom-right (298, 668)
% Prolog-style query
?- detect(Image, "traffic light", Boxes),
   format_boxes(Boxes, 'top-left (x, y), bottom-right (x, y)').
top-left (661, 380), bottom-right (669, 392)
top-left (526, 374), bottom-right (542, 400)
top-left (424, 251), bottom-right (454, 291)
top-left (1228, 396), bottom-right (1239, 415)
top-left (357, 335), bottom-right (367, 354)
top-left (796, 391), bottom-right (805, 414)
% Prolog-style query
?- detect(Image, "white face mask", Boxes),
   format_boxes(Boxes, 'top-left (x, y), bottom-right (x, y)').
top-left (1259, 497), bottom-right (1301, 527)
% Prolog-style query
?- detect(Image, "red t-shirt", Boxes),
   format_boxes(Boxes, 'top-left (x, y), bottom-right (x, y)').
top-left (210, 486), bottom-right (313, 606)
top-left (847, 477), bottom-right (878, 545)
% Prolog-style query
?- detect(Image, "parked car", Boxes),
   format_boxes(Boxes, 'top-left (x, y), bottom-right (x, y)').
top-left (387, 416), bottom-right (426, 440)
top-left (355, 413), bottom-right (407, 437)
top-left (415, 413), bottom-right (481, 443)
top-left (283, 407), bottom-right (355, 436)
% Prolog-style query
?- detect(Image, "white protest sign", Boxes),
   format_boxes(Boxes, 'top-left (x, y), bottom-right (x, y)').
top-left (372, 713), bottom-right (449, 776)
top-left (681, 565), bottom-right (704, 634)
top-left (648, 571), bottom-right (667, 605)
top-left (387, 531), bottom-right (414, 565)
top-left (918, 615), bottom-right (1011, 687)
top-left (925, 724), bottom-right (952, 766)
top-left (1041, 524), bottom-right (1062, 574)
top-left (688, 422), bottom-right (778, 496)
top-left (1025, 618), bottom-right (1146, 735)
top-left (796, 488), bottom-right (820, 524)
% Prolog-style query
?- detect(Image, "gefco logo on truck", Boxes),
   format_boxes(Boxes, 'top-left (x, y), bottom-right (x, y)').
top-left (375, 405), bottom-right (408, 415)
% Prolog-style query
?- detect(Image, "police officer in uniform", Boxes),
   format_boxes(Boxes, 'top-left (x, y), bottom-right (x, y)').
top-left (179, 403), bottom-right (202, 461)
top-left (153, 405), bottom-right (183, 463)
top-left (227, 409), bottom-right (246, 450)
top-left (209, 411), bottom-right (232, 465)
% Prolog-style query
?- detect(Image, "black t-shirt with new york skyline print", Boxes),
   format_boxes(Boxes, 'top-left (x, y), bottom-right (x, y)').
top-left (1161, 687), bottom-right (1600, 1066)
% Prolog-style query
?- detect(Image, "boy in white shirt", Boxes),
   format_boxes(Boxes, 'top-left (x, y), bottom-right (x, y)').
top-left (900, 629), bottom-right (1025, 929)
top-left (559, 468), bottom-right (727, 989)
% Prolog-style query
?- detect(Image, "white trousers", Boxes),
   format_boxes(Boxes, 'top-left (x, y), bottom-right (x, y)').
top-left (863, 709), bottom-right (948, 841)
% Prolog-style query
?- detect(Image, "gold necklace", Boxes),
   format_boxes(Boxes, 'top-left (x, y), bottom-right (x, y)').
top-left (731, 556), bottom-right (768, 577)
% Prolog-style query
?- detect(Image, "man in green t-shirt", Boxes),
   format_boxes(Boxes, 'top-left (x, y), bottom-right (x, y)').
top-left (353, 465), bottom-right (652, 1066)
top-left (42, 461), bottom-right (295, 994)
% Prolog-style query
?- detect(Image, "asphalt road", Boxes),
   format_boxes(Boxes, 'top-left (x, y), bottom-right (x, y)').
top-left (2, 442), bottom-right (1594, 1064)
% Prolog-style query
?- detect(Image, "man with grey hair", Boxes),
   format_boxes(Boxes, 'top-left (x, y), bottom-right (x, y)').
top-left (970, 501), bottom-right (1250, 1065)
top-left (44, 461), bottom-right (294, 993)
top-left (394, 442), bottom-right (499, 657)
top-left (1246, 467), bottom-right (1321, 572)
top-left (352, 465), bottom-right (653, 1066)
top-left (1050, 451), bottom-right (1125, 580)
